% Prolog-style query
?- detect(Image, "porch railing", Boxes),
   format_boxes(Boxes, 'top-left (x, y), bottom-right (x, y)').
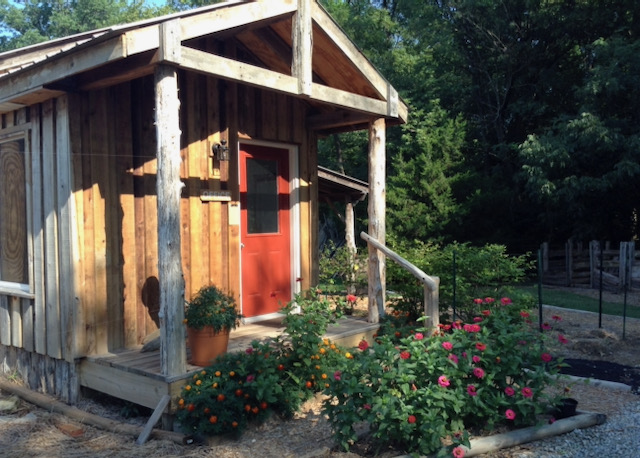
top-left (361, 232), bottom-right (440, 329)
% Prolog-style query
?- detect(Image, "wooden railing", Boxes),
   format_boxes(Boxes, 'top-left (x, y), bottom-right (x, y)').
top-left (361, 232), bottom-right (440, 329)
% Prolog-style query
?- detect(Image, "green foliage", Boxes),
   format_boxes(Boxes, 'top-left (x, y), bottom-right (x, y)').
top-left (319, 241), bottom-right (367, 295)
top-left (0, 0), bottom-right (169, 51)
top-left (176, 289), bottom-right (350, 435)
top-left (323, 299), bottom-right (568, 456)
top-left (387, 242), bottom-right (532, 322)
top-left (184, 285), bottom-right (242, 332)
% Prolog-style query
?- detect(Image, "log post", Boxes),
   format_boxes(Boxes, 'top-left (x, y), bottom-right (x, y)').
top-left (345, 200), bottom-right (356, 295)
top-left (292, 0), bottom-right (312, 96)
top-left (156, 21), bottom-right (186, 377)
top-left (367, 118), bottom-right (385, 323)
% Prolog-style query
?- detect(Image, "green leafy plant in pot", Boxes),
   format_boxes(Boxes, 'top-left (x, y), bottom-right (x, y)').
top-left (184, 285), bottom-right (243, 366)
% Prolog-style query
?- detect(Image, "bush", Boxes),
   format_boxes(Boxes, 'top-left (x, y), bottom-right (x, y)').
top-left (176, 289), bottom-right (348, 436)
top-left (319, 241), bottom-right (367, 295)
top-left (323, 298), bottom-right (568, 456)
top-left (387, 241), bottom-right (533, 322)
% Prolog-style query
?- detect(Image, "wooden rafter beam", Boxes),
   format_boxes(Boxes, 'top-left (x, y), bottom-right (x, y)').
top-left (292, 0), bottom-right (312, 96)
top-left (177, 46), bottom-right (392, 118)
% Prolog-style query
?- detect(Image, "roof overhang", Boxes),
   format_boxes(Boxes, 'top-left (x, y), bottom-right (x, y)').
top-left (0, 0), bottom-right (408, 132)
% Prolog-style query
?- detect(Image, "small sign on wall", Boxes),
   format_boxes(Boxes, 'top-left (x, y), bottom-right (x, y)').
top-left (229, 202), bottom-right (240, 226)
top-left (200, 190), bottom-right (232, 202)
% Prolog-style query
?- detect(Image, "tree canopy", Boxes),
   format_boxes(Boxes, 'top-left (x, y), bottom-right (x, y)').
top-left (2, 0), bottom-right (639, 250)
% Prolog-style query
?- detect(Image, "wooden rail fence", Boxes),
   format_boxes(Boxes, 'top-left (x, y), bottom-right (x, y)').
top-left (540, 241), bottom-right (638, 292)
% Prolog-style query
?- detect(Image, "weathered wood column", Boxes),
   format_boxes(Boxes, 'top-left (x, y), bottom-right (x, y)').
top-left (156, 20), bottom-right (186, 377)
top-left (367, 118), bottom-right (386, 323)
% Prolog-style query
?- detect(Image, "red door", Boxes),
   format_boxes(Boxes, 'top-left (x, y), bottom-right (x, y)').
top-left (240, 144), bottom-right (291, 318)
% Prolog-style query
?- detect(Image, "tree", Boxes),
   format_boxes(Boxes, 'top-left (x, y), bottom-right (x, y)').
top-left (0, 0), bottom-right (169, 51)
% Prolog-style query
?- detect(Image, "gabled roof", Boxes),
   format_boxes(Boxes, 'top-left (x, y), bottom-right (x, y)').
top-left (0, 0), bottom-right (407, 132)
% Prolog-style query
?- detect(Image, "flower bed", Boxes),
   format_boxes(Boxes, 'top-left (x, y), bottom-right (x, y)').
top-left (175, 292), bottom-right (569, 457)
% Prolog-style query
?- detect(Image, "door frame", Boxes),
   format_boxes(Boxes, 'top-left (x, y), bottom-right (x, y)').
top-left (237, 139), bottom-right (301, 323)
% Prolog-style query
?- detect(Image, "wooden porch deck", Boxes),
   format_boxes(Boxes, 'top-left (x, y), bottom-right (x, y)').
top-left (78, 316), bottom-right (379, 414)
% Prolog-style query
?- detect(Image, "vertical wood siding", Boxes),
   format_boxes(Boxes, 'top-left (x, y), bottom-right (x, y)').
top-left (1, 61), bottom-right (316, 361)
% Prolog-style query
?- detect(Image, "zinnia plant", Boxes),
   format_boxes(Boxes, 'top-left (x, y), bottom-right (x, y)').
top-left (323, 298), bottom-right (568, 456)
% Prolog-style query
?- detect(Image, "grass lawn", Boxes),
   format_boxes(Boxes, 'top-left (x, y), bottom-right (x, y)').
top-left (516, 285), bottom-right (640, 320)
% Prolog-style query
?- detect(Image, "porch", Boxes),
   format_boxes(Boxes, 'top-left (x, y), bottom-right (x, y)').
top-left (77, 316), bottom-right (379, 415)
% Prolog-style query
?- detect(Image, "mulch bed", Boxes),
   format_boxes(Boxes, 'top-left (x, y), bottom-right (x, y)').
top-left (560, 358), bottom-right (640, 393)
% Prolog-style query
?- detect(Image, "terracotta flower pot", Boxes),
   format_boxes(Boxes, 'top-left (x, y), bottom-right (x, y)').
top-left (187, 326), bottom-right (230, 366)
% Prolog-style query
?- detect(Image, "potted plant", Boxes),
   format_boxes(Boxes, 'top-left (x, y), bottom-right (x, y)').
top-left (184, 285), bottom-right (243, 366)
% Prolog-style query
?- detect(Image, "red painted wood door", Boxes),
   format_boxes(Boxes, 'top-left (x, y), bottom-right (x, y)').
top-left (240, 144), bottom-right (291, 318)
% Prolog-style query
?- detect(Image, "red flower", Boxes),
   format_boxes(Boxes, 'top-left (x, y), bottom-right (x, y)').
top-left (484, 297), bottom-right (495, 304)
top-left (400, 351), bottom-right (411, 360)
top-left (346, 294), bottom-right (357, 303)
top-left (363, 404), bottom-right (371, 410)
top-left (358, 340), bottom-right (369, 351)
top-left (521, 387), bottom-right (533, 398)
top-left (541, 322), bottom-right (552, 330)
top-left (520, 310), bottom-right (530, 318)
top-left (453, 446), bottom-right (466, 458)
top-left (414, 332), bottom-right (424, 340)
top-left (407, 415), bottom-right (417, 424)
top-left (472, 355), bottom-right (481, 363)
top-left (541, 352), bottom-right (552, 362)
top-left (558, 334), bottom-right (569, 344)
top-left (500, 297), bottom-right (512, 305)
top-left (505, 409), bottom-right (516, 420)
top-left (473, 298), bottom-right (483, 305)
top-left (504, 386), bottom-right (515, 396)
top-left (552, 315), bottom-right (562, 321)
top-left (475, 342), bottom-right (486, 351)
top-left (467, 385), bottom-right (477, 397)
top-left (473, 317), bottom-right (483, 323)
top-left (333, 370), bottom-right (342, 381)
top-left (481, 309), bottom-right (491, 316)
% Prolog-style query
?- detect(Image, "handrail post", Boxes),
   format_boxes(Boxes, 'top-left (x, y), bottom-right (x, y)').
top-left (424, 278), bottom-right (440, 329)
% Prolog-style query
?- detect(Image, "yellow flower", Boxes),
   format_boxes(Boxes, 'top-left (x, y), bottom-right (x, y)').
top-left (229, 371), bottom-right (235, 377)
top-left (321, 373), bottom-right (327, 379)
top-left (323, 338), bottom-right (329, 346)
top-left (212, 382), bottom-right (218, 388)
top-left (215, 371), bottom-right (221, 377)
top-left (319, 348), bottom-right (326, 354)
top-left (185, 385), bottom-right (191, 391)
top-left (345, 352), bottom-right (353, 359)
top-left (195, 380), bottom-right (202, 386)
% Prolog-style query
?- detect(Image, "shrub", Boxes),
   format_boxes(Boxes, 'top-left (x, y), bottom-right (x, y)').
top-left (387, 241), bottom-right (532, 322)
top-left (176, 289), bottom-right (347, 436)
top-left (184, 285), bottom-right (243, 332)
top-left (323, 297), bottom-right (567, 456)
top-left (319, 241), bottom-right (367, 294)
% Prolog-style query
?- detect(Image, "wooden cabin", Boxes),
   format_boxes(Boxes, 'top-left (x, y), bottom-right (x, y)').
top-left (0, 0), bottom-right (407, 413)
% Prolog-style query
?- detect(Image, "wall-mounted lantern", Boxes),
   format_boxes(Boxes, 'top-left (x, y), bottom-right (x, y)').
top-left (212, 140), bottom-right (230, 162)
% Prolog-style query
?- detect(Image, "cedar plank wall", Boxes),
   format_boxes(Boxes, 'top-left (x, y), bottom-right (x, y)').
top-left (69, 67), bottom-right (314, 353)
top-left (0, 101), bottom-right (78, 403)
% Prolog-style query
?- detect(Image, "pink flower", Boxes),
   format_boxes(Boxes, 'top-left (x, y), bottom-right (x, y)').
top-left (448, 354), bottom-right (459, 364)
top-left (346, 294), bottom-right (357, 303)
top-left (414, 332), bottom-right (424, 340)
top-left (438, 375), bottom-right (451, 387)
top-left (400, 351), bottom-right (411, 360)
top-left (500, 297), bottom-right (512, 305)
top-left (505, 409), bottom-right (516, 420)
top-left (463, 324), bottom-right (481, 333)
top-left (481, 309), bottom-right (491, 316)
top-left (452, 321), bottom-right (463, 330)
top-left (541, 352), bottom-right (552, 362)
top-left (407, 415), bottom-right (416, 424)
top-left (473, 367), bottom-right (485, 379)
top-left (466, 385), bottom-right (477, 397)
top-left (473, 298), bottom-right (483, 305)
top-left (442, 341), bottom-right (453, 351)
top-left (484, 297), bottom-right (495, 304)
top-left (246, 374), bottom-right (255, 383)
top-left (333, 370), bottom-right (342, 381)
top-left (558, 334), bottom-right (569, 344)
top-left (552, 315), bottom-right (562, 321)
top-left (473, 317), bottom-right (483, 323)
top-left (452, 445), bottom-right (466, 458)
top-left (245, 347), bottom-right (254, 354)
top-left (475, 343), bottom-right (486, 351)
top-left (541, 322), bottom-right (551, 330)
top-left (521, 387), bottom-right (533, 398)
top-left (504, 386), bottom-right (515, 396)
top-left (472, 355), bottom-right (481, 363)
top-left (363, 403), bottom-right (371, 410)
top-left (358, 340), bottom-right (369, 351)
top-left (520, 310), bottom-right (530, 318)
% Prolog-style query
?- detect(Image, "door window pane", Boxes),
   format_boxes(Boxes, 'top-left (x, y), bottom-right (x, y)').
top-left (246, 158), bottom-right (279, 234)
top-left (0, 137), bottom-right (27, 284)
